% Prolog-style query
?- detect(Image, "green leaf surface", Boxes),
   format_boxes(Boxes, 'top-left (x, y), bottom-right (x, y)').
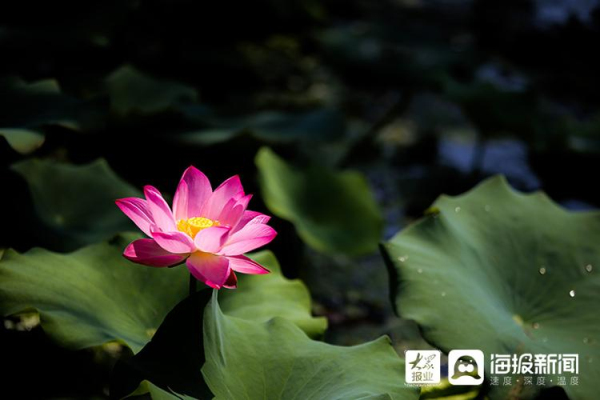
top-left (147, 383), bottom-right (196, 400)
top-left (0, 233), bottom-right (189, 353)
top-left (219, 250), bottom-right (327, 337)
top-left (12, 158), bottom-right (140, 250)
top-left (110, 251), bottom-right (325, 399)
top-left (202, 290), bottom-right (419, 400)
top-left (382, 176), bottom-right (600, 400)
top-left (106, 65), bottom-right (197, 116)
top-left (0, 129), bottom-right (45, 154)
top-left (256, 147), bottom-right (383, 256)
top-left (0, 239), bottom-right (324, 355)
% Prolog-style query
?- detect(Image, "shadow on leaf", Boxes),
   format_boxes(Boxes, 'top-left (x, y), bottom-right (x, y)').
top-left (110, 289), bottom-right (213, 400)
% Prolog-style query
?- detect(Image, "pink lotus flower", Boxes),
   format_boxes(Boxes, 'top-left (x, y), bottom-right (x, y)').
top-left (116, 167), bottom-right (277, 289)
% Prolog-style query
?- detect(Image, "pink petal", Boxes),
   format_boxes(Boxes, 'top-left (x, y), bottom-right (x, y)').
top-left (124, 239), bottom-right (188, 267)
top-left (186, 252), bottom-right (231, 289)
top-left (214, 196), bottom-right (237, 224)
top-left (227, 255), bottom-right (270, 274)
top-left (194, 226), bottom-right (231, 253)
top-left (203, 175), bottom-right (244, 220)
top-left (115, 198), bottom-right (154, 236)
top-left (219, 224), bottom-right (277, 256)
top-left (173, 166), bottom-right (212, 220)
top-left (144, 185), bottom-right (177, 232)
top-left (219, 194), bottom-right (252, 227)
top-left (231, 210), bottom-right (271, 234)
top-left (151, 230), bottom-right (195, 254)
top-left (223, 270), bottom-right (238, 289)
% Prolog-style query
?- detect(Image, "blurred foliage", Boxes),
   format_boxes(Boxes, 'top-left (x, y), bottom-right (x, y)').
top-left (257, 147), bottom-right (383, 256)
top-left (12, 158), bottom-right (141, 250)
top-left (106, 65), bottom-right (198, 117)
top-left (176, 108), bottom-right (346, 146)
top-left (0, 128), bottom-right (44, 154)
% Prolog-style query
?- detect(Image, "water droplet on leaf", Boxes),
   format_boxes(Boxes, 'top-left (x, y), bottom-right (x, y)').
top-left (454, 206), bottom-right (461, 213)
top-left (585, 264), bottom-right (593, 272)
top-left (398, 255), bottom-right (408, 262)
top-left (569, 290), bottom-right (576, 298)
top-left (539, 267), bottom-right (547, 275)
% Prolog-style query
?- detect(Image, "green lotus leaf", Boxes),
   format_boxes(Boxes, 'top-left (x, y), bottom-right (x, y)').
top-left (106, 65), bottom-right (197, 116)
top-left (11, 158), bottom-right (140, 250)
top-left (256, 147), bottom-right (383, 256)
top-left (147, 383), bottom-right (195, 400)
top-left (0, 236), bottom-right (324, 353)
top-left (219, 250), bottom-right (327, 337)
top-left (202, 290), bottom-right (419, 400)
top-left (109, 251), bottom-right (326, 399)
top-left (0, 233), bottom-right (188, 353)
top-left (0, 129), bottom-right (45, 154)
top-left (382, 176), bottom-right (600, 400)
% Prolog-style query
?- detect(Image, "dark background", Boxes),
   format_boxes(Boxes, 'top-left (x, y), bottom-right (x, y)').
top-left (1, 0), bottom-right (599, 398)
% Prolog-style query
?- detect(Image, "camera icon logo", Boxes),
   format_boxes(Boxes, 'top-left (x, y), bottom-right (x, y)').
top-left (448, 350), bottom-right (484, 385)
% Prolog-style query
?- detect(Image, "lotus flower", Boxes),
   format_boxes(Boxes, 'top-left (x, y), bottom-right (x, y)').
top-left (116, 167), bottom-right (277, 289)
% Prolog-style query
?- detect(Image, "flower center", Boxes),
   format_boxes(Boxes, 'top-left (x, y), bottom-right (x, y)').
top-left (177, 217), bottom-right (220, 238)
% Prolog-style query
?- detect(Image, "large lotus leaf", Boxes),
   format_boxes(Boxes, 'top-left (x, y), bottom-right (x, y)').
top-left (106, 65), bottom-right (197, 116)
top-left (256, 147), bottom-right (383, 256)
top-left (202, 290), bottom-right (419, 400)
top-left (0, 237), bottom-right (325, 354)
top-left (0, 233), bottom-right (188, 353)
top-left (12, 158), bottom-right (140, 250)
top-left (0, 129), bottom-right (45, 154)
top-left (219, 250), bottom-right (327, 337)
top-left (110, 251), bottom-right (326, 399)
top-left (382, 176), bottom-right (600, 400)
